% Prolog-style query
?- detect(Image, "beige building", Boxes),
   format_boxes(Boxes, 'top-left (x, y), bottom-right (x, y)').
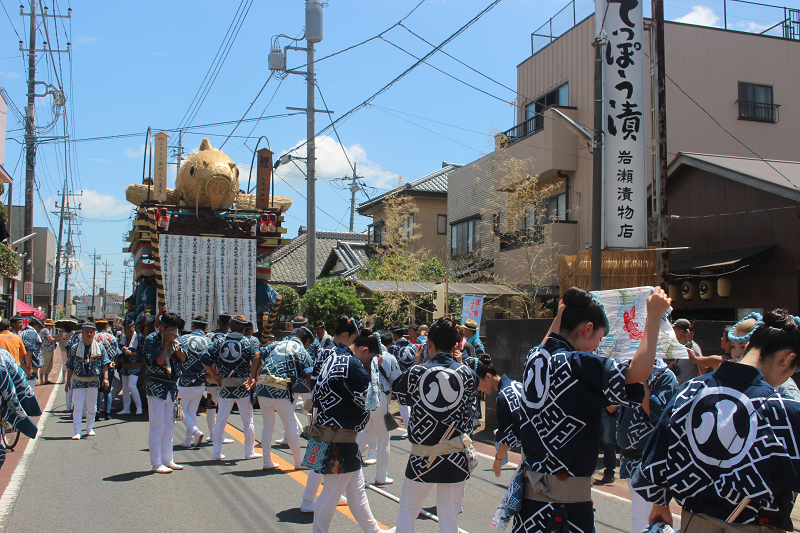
top-left (448, 10), bottom-right (800, 308)
top-left (358, 163), bottom-right (462, 263)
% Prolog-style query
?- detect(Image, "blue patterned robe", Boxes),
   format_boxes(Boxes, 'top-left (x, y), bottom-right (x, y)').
top-left (391, 339), bottom-right (417, 373)
top-left (616, 360), bottom-right (677, 480)
top-left (201, 332), bottom-right (256, 399)
top-left (66, 341), bottom-right (111, 389)
top-left (117, 333), bottom-right (144, 376)
top-left (19, 326), bottom-right (43, 368)
top-left (256, 338), bottom-right (313, 400)
top-left (495, 375), bottom-right (523, 448)
top-left (311, 337), bottom-right (337, 380)
top-left (633, 361), bottom-right (800, 531)
top-left (514, 333), bottom-right (644, 533)
top-left (0, 348), bottom-right (41, 468)
top-left (144, 331), bottom-right (178, 400)
top-left (176, 332), bottom-right (209, 388)
top-left (393, 352), bottom-right (479, 484)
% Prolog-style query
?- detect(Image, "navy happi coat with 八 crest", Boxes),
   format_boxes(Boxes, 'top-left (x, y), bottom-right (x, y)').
top-left (117, 332), bottom-right (144, 376)
top-left (391, 339), bottom-right (417, 373)
top-left (632, 361), bottom-right (800, 531)
top-left (495, 374), bottom-right (523, 448)
top-left (514, 333), bottom-right (644, 533)
top-left (144, 330), bottom-right (178, 400)
top-left (202, 331), bottom-right (257, 399)
top-left (393, 351), bottom-right (479, 484)
top-left (312, 343), bottom-right (371, 474)
top-left (176, 331), bottom-right (209, 388)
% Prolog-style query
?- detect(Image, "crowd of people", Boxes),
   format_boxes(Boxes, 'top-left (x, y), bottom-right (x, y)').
top-left (2, 286), bottom-right (800, 533)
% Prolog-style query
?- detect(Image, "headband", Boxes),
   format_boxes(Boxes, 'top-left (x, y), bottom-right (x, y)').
top-left (230, 316), bottom-right (248, 326)
top-left (192, 319), bottom-right (208, 327)
top-left (794, 316), bottom-right (800, 328)
top-left (349, 317), bottom-right (360, 336)
top-left (728, 312), bottom-right (763, 343)
top-left (591, 294), bottom-right (611, 334)
top-left (81, 323), bottom-right (96, 330)
top-left (299, 326), bottom-right (314, 338)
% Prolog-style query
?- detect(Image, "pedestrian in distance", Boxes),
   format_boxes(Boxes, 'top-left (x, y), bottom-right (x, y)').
top-left (116, 319), bottom-right (144, 415)
top-left (39, 319), bottom-right (57, 384)
top-left (64, 322), bottom-right (111, 440)
top-left (94, 319), bottom-right (120, 421)
top-left (15, 315), bottom-right (44, 389)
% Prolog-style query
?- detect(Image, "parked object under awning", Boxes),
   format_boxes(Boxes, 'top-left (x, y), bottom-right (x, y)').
top-left (669, 243), bottom-right (776, 273)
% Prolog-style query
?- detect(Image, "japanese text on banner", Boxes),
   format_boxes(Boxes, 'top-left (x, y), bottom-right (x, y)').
top-left (461, 296), bottom-right (484, 333)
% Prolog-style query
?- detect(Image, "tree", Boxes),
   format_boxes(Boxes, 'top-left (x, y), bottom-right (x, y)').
top-left (300, 277), bottom-right (365, 329)
top-left (272, 285), bottom-right (301, 319)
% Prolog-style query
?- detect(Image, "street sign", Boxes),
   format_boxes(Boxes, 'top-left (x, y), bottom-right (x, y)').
top-left (154, 131), bottom-right (170, 202)
top-left (598, 0), bottom-right (647, 249)
top-left (23, 281), bottom-right (32, 305)
top-left (256, 148), bottom-right (273, 209)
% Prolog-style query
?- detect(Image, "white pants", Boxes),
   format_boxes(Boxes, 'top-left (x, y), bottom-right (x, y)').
top-left (72, 387), bottom-right (98, 435)
top-left (148, 393), bottom-right (176, 468)
top-left (304, 471), bottom-right (324, 502)
top-left (397, 478), bottom-right (465, 533)
top-left (213, 396), bottom-right (255, 458)
top-left (627, 479), bottom-right (649, 533)
top-left (121, 375), bottom-right (142, 412)
top-left (261, 397), bottom-right (302, 466)
top-left (356, 391), bottom-right (391, 481)
top-left (399, 404), bottom-right (410, 432)
top-left (313, 469), bottom-right (381, 533)
top-left (206, 385), bottom-right (219, 437)
top-left (177, 385), bottom-right (205, 444)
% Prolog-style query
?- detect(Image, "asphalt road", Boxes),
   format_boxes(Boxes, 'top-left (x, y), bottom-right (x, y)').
top-left (0, 386), bottom-right (660, 533)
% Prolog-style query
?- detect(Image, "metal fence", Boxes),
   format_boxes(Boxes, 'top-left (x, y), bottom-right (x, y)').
top-left (531, 0), bottom-right (800, 55)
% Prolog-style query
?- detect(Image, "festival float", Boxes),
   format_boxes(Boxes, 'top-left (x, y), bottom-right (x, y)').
top-left (123, 132), bottom-right (291, 342)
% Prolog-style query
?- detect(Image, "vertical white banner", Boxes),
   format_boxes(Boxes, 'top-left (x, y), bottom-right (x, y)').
top-left (599, 0), bottom-right (647, 249)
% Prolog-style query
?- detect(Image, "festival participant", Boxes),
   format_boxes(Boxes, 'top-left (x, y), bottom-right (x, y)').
top-left (634, 309), bottom-right (800, 531)
top-left (671, 318), bottom-right (722, 383)
top-left (408, 324), bottom-right (420, 345)
top-left (721, 325), bottom-right (733, 360)
top-left (94, 319), bottom-right (120, 420)
top-left (57, 324), bottom-right (75, 383)
top-left (393, 316), bottom-right (480, 533)
top-left (63, 325), bottom-right (84, 413)
top-left (64, 323), bottom-right (111, 440)
top-left (515, 286), bottom-right (670, 533)
top-left (609, 359), bottom-right (677, 533)
top-left (415, 325), bottom-right (428, 346)
top-left (254, 325), bottom-right (314, 470)
top-left (462, 319), bottom-right (484, 356)
top-left (0, 318), bottom-right (26, 368)
top-left (117, 319), bottom-right (143, 415)
top-left (356, 330), bottom-right (401, 485)
top-left (16, 316), bottom-right (44, 388)
top-left (389, 325), bottom-right (416, 439)
top-left (144, 311), bottom-right (185, 473)
top-left (0, 347), bottom-right (41, 469)
top-left (204, 312), bottom-right (233, 445)
top-left (472, 353), bottom-right (522, 478)
top-left (308, 329), bottom-right (388, 533)
top-left (300, 316), bottom-right (361, 513)
top-left (203, 314), bottom-right (261, 461)
top-left (39, 319), bottom-right (57, 384)
top-left (175, 317), bottom-right (210, 448)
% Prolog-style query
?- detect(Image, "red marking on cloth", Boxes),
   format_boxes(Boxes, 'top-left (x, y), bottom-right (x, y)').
top-left (623, 306), bottom-right (645, 340)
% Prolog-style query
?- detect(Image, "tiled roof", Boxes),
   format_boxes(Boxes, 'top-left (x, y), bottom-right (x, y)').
top-left (269, 231), bottom-right (369, 287)
top-left (320, 241), bottom-right (374, 280)
top-left (357, 163), bottom-right (462, 211)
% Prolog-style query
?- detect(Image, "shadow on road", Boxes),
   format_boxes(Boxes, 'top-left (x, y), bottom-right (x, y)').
top-left (103, 470), bottom-right (154, 482)
top-left (275, 509), bottom-right (313, 524)
top-left (222, 469), bottom-right (279, 477)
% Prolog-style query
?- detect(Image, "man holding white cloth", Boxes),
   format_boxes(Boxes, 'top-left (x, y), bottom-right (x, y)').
top-left (64, 323), bottom-right (111, 440)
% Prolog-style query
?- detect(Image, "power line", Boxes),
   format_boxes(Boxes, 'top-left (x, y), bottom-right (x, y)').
top-left (219, 71), bottom-right (274, 149)
top-left (285, 0), bottom-right (505, 159)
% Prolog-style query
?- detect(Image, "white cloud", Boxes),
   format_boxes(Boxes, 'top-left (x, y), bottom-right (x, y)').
top-left (675, 5), bottom-right (721, 27)
top-left (0, 71), bottom-right (20, 79)
top-left (735, 21), bottom-right (776, 33)
top-left (124, 144), bottom-right (145, 158)
top-left (274, 135), bottom-right (401, 191)
top-left (77, 190), bottom-right (131, 218)
top-left (76, 36), bottom-right (97, 45)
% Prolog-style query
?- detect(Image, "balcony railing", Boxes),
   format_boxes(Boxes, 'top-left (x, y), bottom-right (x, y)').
top-left (498, 226), bottom-right (545, 251)
top-left (497, 116), bottom-right (543, 148)
top-left (737, 100), bottom-right (780, 123)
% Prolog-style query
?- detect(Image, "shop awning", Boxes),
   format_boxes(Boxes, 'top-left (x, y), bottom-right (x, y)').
top-left (669, 243), bottom-right (775, 273)
top-left (16, 299), bottom-right (45, 319)
top-left (353, 280), bottom-right (522, 296)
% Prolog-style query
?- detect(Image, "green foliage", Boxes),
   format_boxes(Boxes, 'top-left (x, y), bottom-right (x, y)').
top-left (273, 284), bottom-right (301, 317)
top-left (300, 277), bottom-right (365, 329)
top-left (0, 243), bottom-right (20, 278)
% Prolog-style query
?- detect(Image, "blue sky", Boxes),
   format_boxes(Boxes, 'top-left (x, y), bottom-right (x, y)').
top-left (1, 0), bottom-right (797, 297)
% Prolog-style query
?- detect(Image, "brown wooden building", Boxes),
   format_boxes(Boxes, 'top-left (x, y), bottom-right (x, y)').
top-left (666, 152), bottom-right (800, 320)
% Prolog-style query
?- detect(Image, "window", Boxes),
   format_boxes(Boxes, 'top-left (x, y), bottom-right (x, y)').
top-left (437, 215), bottom-right (447, 235)
top-left (737, 82), bottom-right (778, 123)
top-left (525, 82), bottom-right (569, 135)
top-left (369, 222), bottom-right (384, 244)
top-left (450, 217), bottom-right (481, 258)
top-left (402, 215), bottom-right (414, 239)
top-left (525, 192), bottom-right (567, 227)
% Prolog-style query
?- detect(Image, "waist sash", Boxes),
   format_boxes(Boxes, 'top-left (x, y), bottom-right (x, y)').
top-left (119, 362), bottom-right (143, 369)
top-left (257, 374), bottom-right (290, 390)
top-left (306, 424), bottom-right (358, 444)
top-left (680, 510), bottom-right (781, 533)
top-left (410, 435), bottom-right (468, 457)
top-left (522, 470), bottom-right (592, 503)
top-left (73, 375), bottom-right (101, 383)
top-left (149, 376), bottom-right (178, 386)
top-left (220, 377), bottom-right (246, 388)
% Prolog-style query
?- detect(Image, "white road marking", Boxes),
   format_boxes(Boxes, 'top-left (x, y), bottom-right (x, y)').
top-left (0, 384), bottom-right (60, 528)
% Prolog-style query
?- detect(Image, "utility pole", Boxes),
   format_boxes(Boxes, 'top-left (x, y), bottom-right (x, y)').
top-left (348, 162), bottom-right (362, 232)
top-left (591, 36), bottom-right (605, 292)
top-left (101, 260), bottom-right (111, 319)
top-left (52, 191), bottom-right (80, 318)
top-left (90, 250), bottom-right (100, 318)
top-left (653, 0), bottom-right (669, 289)
top-left (62, 217), bottom-right (76, 312)
top-left (22, 0), bottom-right (37, 306)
